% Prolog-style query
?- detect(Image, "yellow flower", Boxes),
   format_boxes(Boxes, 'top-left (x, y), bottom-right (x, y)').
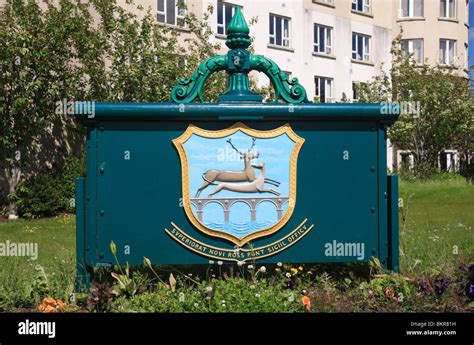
top-left (290, 268), bottom-right (298, 275)
top-left (110, 241), bottom-right (117, 256)
top-left (298, 266), bottom-right (303, 271)
top-left (143, 257), bottom-right (152, 268)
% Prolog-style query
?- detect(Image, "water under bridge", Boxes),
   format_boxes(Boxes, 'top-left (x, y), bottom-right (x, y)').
top-left (190, 196), bottom-right (290, 222)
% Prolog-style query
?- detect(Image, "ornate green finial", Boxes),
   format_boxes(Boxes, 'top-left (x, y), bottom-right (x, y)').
top-left (170, 7), bottom-right (309, 104)
top-left (225, 6), bottom-right (251, 49)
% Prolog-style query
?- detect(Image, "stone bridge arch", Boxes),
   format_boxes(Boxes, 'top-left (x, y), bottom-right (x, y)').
top-left (190, 196), bottom-right (289, 222)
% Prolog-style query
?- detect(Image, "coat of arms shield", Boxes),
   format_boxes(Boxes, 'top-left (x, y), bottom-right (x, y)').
top-left (173, 122), bottom-right (304, 246)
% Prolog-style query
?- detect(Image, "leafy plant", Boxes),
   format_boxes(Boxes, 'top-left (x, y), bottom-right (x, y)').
top-left (87, 281), bottom-right (114, 312)
top-left (356, 31), bottom-right (473, 179)
top-left (9, 155), bottom-right (84, 218)
top-left (111, 264), bottom-right (138, 298)
top-left (0, 0), bottom-right (226, 215)
top-left (30, 265), bottom-right (50, 301)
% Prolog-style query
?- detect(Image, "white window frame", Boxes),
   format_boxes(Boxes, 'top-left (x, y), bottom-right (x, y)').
top-left (269, 14), bottom-right (291, 48)
top-left (177, 0), bottom-right (186, 25)
top-left (466, 0), bottom-right (469, 23)
top-left (217, 1), bottom-right (239, 35)
top-left (465, 43), bottom-right (469, 69)
top-left (315, 76), bottom-right (334, 103)
top-left (440, 39), bottom-right (456, 64)
top-left (352, 33), bottom-right (371, 62)
top-left (401, 39), bottom-right (424, 63)
top-left (400, 0), bottom-right (424, 18)
top-left (157, 0), bottom-right (186, 26)
top-left (352, 0), bottom-right (371, 13)
top-left (314, 24), bottom-right (333, 55)
top-left (440, 0), bottom-right (456, 19)
top-left (157, 0), bottom-right (166, 21)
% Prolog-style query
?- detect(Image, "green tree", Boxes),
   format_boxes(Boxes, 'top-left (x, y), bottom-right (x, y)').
top-left (0, 0), bottom-right (95, 217)
top-left (0, 0), bottom-right (226, 217)
top-left (356, 34), bottom-right (473, 178)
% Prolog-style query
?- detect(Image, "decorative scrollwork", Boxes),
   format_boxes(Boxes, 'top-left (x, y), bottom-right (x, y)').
top-left (250, 55), bottom-right (308, 104)
top-left (170, 55), bottom-right (227, 103)
top-left (170, 7), bottom-right (309, 104)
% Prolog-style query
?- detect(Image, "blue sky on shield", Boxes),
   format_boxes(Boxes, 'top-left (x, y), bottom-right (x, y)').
top-left (183, 131), bottom-right (294, 227)
top-left (184, 131), bottom-right (293, 200)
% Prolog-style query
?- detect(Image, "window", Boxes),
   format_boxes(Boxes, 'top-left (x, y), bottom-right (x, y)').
top-left (157, 0), bottom-right (186, 26)
top-left (439, 39), bottom-right (456, 64)
top-left (316, 0), bottom-right (334, 4)
top-left (400, 0), bottom-right (424, 17)
top-left (401, 39), bottom-right (424, 63)
top-left (352, 0), bottom-right (371, 13)
top-left (269, 14), bottom-right (291, 48)
top-left (440, 0), bottom-right (456, 18)
top-left (466, 0), bottom-right (469, 23)
top-left (217, 2), bottom-right (240, 35)
top-left (465, 44), bottom-right (469, 69)
top-left (399, 152), bottom-right (414, 171)
top-left (352, 33), bottom-right (371, 62)
top-left (315, 76), bottom-right (333, 103)
top-left (313, 24), bottom-right (333, 55)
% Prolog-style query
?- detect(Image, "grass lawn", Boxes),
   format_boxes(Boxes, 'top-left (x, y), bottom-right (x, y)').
top-left (399, 179), bottom-right (474, 275)
top-left (0, 214), bottom-right (75, 273)
top-left (0, 179), bottom-right (472, 312)
top-left (0, 214), bottom-right (76, 310)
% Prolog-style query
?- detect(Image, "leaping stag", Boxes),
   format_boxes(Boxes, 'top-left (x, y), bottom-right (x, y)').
top-left (194, 138), bottom-right (280, 198)
top-left (207, 163), bottom-right (280, 197)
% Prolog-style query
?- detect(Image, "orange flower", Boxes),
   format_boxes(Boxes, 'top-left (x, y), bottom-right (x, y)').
top-left (38, 304), bottom-right (46, 311)
top-left (385, 287), bottom-right (394, 300)
top-left (56, 300), bottom-right (65, 307)
top-left (43, 297), bottom-right (56, 306)
top-left (301, 296), bottom-right (311, 312)
top-left (44, 305), bottom-right (56, 313)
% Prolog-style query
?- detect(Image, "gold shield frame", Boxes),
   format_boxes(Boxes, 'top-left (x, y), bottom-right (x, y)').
top-left (172, 122), bottom-right (305, 246)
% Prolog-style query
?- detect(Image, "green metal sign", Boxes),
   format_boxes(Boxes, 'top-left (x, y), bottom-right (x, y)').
top-left (75, 8), bottom-right (400, 290)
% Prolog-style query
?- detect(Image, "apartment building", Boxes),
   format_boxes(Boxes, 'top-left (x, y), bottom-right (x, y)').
top-left (154, 0), bottom-right (393, 102)
top-left (1, 0), bottom-right (469, 172)
top-left (157, 0), bottom-right (468, 172)
top-left (393, 0), bottom-right (469, 74)
top-left (1, 0), bottom-right (466, 102)
top-left (153, 0), bottom-right (468, 103)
